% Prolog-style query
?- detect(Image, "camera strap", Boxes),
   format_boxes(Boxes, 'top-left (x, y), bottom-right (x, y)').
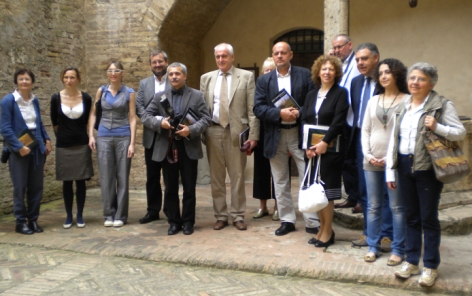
top-left (166, 129), bottom-right (178, 164)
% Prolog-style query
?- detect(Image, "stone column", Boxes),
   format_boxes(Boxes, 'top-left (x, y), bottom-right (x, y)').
top-left (324, 0), bottom-right (349, 53)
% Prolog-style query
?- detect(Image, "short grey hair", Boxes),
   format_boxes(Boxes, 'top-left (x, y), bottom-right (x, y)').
top-left (167, 62), bottom-right (187, 75)
top-left (333, 34), bottom-right (351, 43)
top-left (355, 42), bottom-right (380, 57)
top-left (214, 43), bottom-right (234, 55)
top-left (149, 50), bottom-right (168, 63)
top-left (408, 62), bottom-right (438, 85)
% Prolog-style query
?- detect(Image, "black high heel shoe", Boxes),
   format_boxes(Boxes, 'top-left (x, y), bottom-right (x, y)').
top-left (314, 231), bottom-right (335, 248)
top-left (308, 237), bottom-right (318, 245)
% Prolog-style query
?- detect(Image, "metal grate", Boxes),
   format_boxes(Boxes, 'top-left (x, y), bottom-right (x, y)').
top-left (274, 29), bottom-right (324, 53)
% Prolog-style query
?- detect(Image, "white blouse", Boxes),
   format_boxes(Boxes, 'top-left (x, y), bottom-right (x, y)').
top-left (13, 90), bottom-right (37, 129)
top-left (61, 102), bottom-right (84, 119)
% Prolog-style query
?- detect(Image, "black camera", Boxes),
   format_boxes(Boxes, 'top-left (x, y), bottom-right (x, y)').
top-left (160, 95), bottom-right (182, 129)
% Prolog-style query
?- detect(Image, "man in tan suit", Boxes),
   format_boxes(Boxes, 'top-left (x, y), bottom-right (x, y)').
top-left (200, 43), bottom-right (259, 231)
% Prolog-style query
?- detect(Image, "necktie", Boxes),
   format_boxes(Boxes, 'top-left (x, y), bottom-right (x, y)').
top-left (171, 88), bottom-right (183, 95)
top-left (359, 77), bottom-right (371, 127)
top-left (219, 73), bottom-right (229, 127)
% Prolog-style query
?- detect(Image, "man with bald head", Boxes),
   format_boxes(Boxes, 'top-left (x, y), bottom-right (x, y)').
top-left (254, 41), bottom-right (319, 236)
top-left (331, 34), bottom-right (361, 211)
top-left (200, 43), bottom-right (259, 231)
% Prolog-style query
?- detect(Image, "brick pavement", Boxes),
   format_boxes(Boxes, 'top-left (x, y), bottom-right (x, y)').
top-left (0, 244), bottom-right (446, 295)
top-left (0, 181), bottom-right (471, 295)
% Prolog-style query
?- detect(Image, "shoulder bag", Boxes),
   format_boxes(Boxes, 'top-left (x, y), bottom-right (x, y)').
top-left (298, 155), bottom-right (329, 213)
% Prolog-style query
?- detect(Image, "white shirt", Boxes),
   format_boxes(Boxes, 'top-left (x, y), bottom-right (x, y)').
top-left (61, 102), bottom-right (84, 119)
top-left (356, 76), bottom-right (376, 128)
top-left (154, 74), bottom-right (167, 94)
top-left (212, 67), bottom-right (233, 123)
top-left (340, 52), bottom-right (361, 127)
top-left (13, 90), bottom-right (36, 129)
top-left (276, 67), bottom-right (294, 124)
top-left (398, 95), bottom-right (429, 155)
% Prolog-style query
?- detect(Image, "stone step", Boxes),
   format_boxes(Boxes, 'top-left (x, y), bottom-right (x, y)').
top-left (334, 191), bottom-right (472, 235)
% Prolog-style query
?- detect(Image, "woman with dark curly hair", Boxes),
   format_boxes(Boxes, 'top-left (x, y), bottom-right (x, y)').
top-left (301, 55), bottom-right (349, 248)
top-left (361, 58), bottom-right (409, 265)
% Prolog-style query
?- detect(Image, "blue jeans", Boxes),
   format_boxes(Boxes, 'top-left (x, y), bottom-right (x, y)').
top-left (365, 170), bottom-right (405, 257)
top-left (355, 129), bottom-right (393, 237)
top-left (397, 154), bottom-right (443, 269)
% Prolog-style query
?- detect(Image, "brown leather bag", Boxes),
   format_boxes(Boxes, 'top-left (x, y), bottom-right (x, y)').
top-left (422, 103), bottom-right (470, 184)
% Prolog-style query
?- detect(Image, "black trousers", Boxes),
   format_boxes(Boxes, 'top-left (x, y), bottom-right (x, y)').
top-left (144, 142), bottom-right (164, 218)
top-left (162, 140), bottom-right (198, 227)
top-left (342, 125), bottom-right (359, 203)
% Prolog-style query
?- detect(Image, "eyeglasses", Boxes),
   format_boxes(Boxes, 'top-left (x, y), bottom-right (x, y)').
top-left (332, 42), bottom-right (348, 51)
top-left (107, 69), bottom-right (123, 74)
top-left (408, 76), bottom-right (428, 83)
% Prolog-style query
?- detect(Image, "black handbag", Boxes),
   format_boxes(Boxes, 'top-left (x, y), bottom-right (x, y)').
top-left (1, 147), bottom-right (10, 163)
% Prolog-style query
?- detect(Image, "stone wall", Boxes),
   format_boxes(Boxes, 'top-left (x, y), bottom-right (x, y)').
top-left (0, 0), bottom-right (87, 214)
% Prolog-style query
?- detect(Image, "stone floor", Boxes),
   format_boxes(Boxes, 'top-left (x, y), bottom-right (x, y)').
top-left (0, 180), bottom-right (471, 295)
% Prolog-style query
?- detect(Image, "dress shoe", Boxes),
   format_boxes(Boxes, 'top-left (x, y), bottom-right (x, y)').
top-left (253, 209), bottom-right (269, 219)
top-left (28, 221), bottom-right (43, 233)
top-left (168, 224), bottom-right (182, 235)
top-left (308, 237), bottom-right (318, 245)
top-left (351, 203), bottom-right (363, 214)
top-left (334, 199), bottom-right (356, 209)
top-left (213, 220), bottom-right (228, 230)
top-left (275, 222), bottom-right (295, 236)
top-left (314, 231), bottom-right (335, 248)
top-left (183, 224), bottom-right (194, 235)
top-left (139, 213), bottom-right (159, 224)
top-left (15, 223), bottom-right (34, 235)
top-left (272, 210), bottom-right (280, 221)
top-left (306, 226), bottom-right (320, 234)
top-left (233, 220), bottom-right (247, 230)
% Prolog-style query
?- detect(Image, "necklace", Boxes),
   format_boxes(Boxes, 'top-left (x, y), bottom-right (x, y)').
top-left (381, 91), bottom-right (399, 129)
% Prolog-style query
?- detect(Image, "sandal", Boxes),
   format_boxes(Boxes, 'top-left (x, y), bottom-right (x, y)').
top-left (387, 257), bottom-right (403, 266)
top-left (364, 253), bottom-right (378, 263)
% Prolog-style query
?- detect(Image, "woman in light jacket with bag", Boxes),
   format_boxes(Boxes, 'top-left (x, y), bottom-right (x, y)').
top-left (386, 62), bottom-right (466, 287)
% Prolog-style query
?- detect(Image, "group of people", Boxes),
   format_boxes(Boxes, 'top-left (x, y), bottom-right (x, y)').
top-left (1, 35), bottom-right (466, 288)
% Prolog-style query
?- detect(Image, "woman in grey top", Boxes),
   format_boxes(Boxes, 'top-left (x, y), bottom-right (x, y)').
top-left (88, 61), bottom-right (137, 228)
top-left (386, 63), bottom-right (466, 287)
top-left (361, 59), bottom-right (408, 265)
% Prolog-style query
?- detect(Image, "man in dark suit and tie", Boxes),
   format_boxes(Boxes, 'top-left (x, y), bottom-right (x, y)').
top-left (254, 41), bottom-right (319, 236)
top-left (136, 50), bottom-right (170, 224)
top-left (350, 43), bottom-right (393, 249)
top-left (200, 43), bottom-right (259, 231)
top-left (141, 63), bottom-right (211, 235)
top-left (331, 34), bottom-right (361, 211)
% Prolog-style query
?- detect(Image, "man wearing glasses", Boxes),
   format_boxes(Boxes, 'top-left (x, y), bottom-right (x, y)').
top-left (331, 35), bottom-right (361, 213)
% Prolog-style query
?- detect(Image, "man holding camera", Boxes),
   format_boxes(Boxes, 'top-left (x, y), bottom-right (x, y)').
top-left (141, 63), bottom-right (211, 235)
top-left (200, 43), bottom-right (259, 231)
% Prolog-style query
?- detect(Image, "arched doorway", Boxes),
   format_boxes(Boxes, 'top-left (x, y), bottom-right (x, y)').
top-left (274, 28), bottom-right (324, 69)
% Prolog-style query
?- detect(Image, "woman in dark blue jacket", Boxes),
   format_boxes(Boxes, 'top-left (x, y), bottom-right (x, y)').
top-left (1, 68), bottom-right (52, 235)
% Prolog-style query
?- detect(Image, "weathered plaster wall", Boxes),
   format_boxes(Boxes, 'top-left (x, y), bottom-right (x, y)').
top-left (0, 0), bottom-right (87, 214)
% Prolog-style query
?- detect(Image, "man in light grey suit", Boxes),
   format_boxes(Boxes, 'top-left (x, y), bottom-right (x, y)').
top-left (141, 63), bottom-right (210, 235)
top-left (200, 43), bottom-right (259, 231)
top-left (136, 50), bottom-right (170, 224)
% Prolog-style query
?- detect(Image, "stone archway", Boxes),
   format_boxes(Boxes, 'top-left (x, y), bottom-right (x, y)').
top-left (158, 0), bottom-right (232, 89)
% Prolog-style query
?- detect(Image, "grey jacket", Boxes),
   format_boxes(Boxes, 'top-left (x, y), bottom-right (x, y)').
top-left (386, 91), bottom-right (466, 182)
top-left (141, 86), bottom-right (211, 162)
top-left (136, 75), bottom-right (171, 149)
